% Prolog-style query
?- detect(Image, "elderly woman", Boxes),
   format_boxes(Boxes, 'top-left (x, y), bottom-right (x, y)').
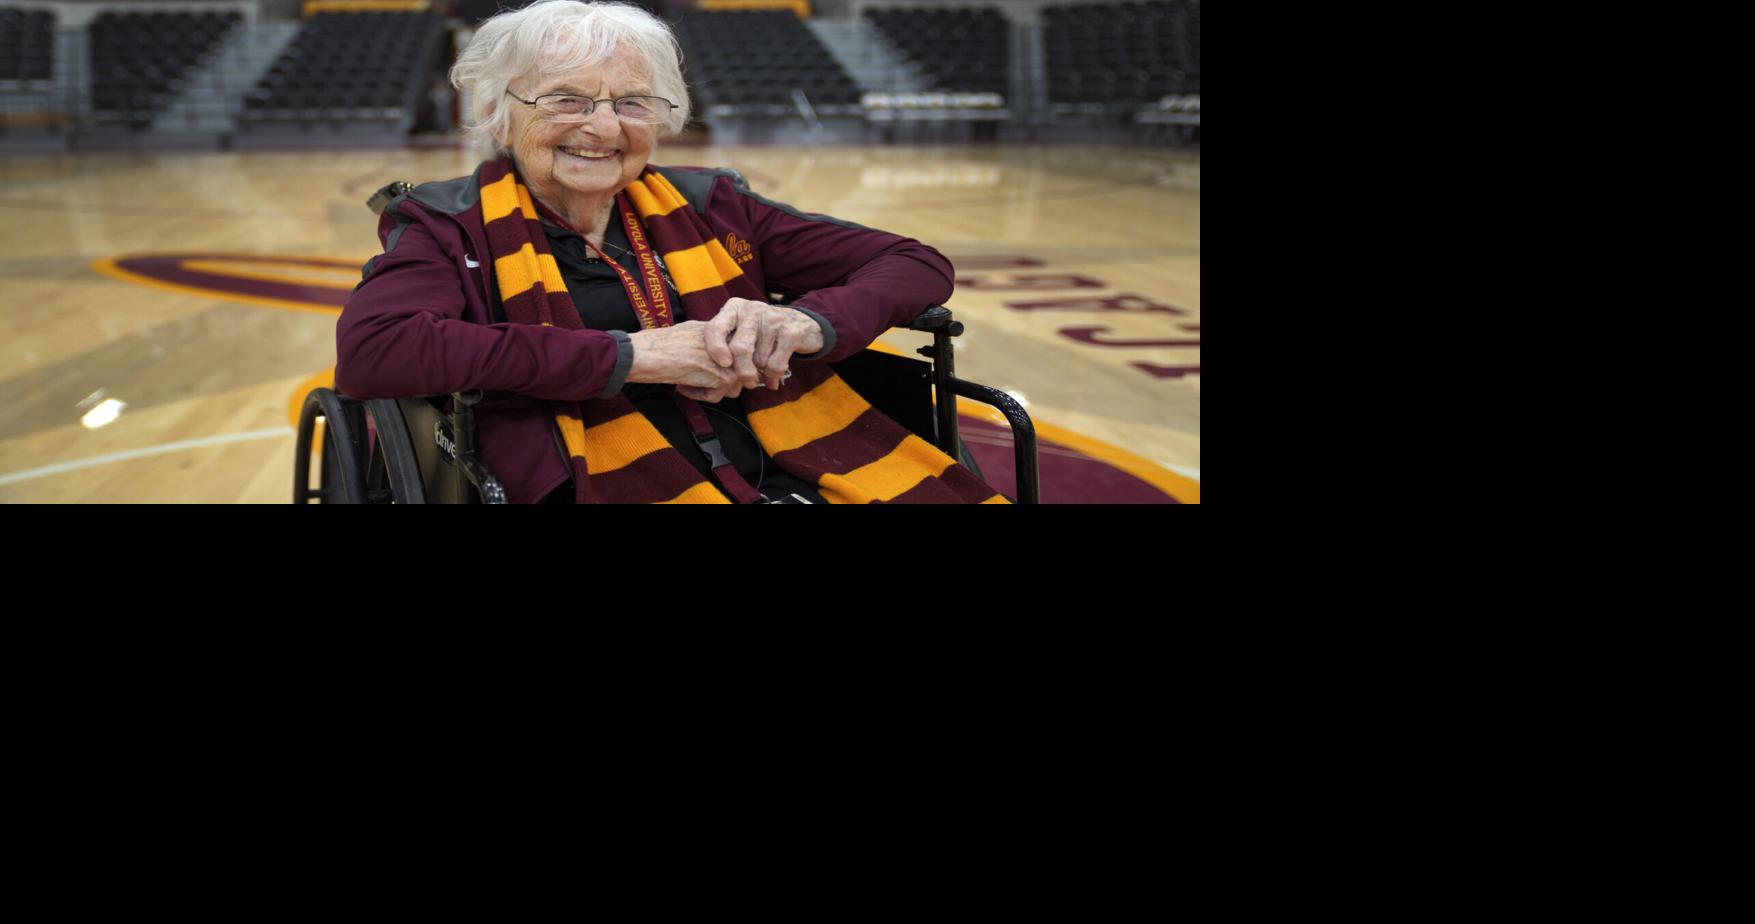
top-left (336, 0), bottom-right (1001, 504)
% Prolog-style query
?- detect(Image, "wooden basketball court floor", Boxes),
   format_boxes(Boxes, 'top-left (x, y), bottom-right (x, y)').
top-left (0, 142), bottom-right (1199, 503)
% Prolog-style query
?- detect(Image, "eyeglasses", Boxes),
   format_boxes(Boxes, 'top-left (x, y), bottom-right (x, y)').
top-left (504, 90), bottom-right (676, 124)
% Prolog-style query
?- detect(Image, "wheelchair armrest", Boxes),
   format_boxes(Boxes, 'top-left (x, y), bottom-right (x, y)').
top-left (906, 305), bottom-right (963, 336)
top-left (944, 380), bottom-right (1039, 505)
top-left (893, 306), bottom-right (1039, 503)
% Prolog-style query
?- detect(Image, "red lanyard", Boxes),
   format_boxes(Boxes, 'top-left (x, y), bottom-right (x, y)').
top-left (554, 194), bottom-right (675, 331)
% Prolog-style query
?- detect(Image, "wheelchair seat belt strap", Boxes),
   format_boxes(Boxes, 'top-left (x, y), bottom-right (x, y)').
top-left (671, 391), bottom-right (765, 504)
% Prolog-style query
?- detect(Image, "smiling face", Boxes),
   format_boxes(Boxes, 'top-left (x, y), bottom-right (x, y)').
top-left (503, 46), bottom-right (657, 220)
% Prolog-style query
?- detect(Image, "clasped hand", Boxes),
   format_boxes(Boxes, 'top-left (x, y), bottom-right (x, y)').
top-left (626, 298), bottom-right (825, 402)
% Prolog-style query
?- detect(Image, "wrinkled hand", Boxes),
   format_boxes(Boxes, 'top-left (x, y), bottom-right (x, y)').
top-left (627, 321), bottom-right (745, 402)
top-left (702, 298), bottom-right (826, 393)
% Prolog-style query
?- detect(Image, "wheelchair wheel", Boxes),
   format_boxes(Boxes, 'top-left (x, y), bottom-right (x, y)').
top-left (295, 388), bottom-right (371, 503)
top-left (363, 398), bottom-right (428, 504)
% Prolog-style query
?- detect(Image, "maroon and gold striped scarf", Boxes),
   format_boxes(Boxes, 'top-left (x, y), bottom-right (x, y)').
top-left (479, 157), bottom-right (1005, 504)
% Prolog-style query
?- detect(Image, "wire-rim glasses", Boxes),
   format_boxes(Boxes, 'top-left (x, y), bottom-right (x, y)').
top-left (504, 90), bottom-right (676, 124)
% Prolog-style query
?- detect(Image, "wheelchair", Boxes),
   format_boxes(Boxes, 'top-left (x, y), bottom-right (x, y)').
top-left (296, 304), bottom-right (1037, 504)
top-left (296, 179), bottom-right (1038, 504)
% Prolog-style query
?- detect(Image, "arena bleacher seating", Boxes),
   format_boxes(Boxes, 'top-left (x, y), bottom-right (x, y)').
top-left (88, 10), bottom-right (241, 130)
top-left (0, 7), bottom-right (54, 90)
top-left (459, 0), bottom-right (662, 25)
top-left (1, 1), bottom-right (1200, 152)
top-left (1043, 0), bottom-right (1199, 106)
top-left (864, 6), bottom-right (1009, 96)
top-left (241, 10), bottom-right (444, 126)
top-left (673, 8), bottom-right (860, 116)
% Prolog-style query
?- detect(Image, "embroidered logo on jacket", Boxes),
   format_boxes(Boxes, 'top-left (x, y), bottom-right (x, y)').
top-left (725, 233), bottom-right (754, 265)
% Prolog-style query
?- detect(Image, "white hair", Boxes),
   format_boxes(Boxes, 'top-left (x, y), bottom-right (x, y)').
top-left (450, 1), bottom-right (691, 161)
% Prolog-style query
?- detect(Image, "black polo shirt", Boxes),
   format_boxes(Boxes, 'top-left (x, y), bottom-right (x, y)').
top-left (517, 216), bottom-right (826, 504)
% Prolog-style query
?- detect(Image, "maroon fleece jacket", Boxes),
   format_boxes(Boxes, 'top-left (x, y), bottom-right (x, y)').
top-left (335, 163), bottom-right (956, 503)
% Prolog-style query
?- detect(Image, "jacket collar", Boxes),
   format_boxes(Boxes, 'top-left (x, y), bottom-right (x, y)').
top-left (406, 162), bottom-right (485, 216)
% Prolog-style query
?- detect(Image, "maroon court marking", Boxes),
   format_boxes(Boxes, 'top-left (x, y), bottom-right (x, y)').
top-left (957, 415), bottom-right (1181, 504)
top-left (1059, 326), bottom-right (1202, 348)
top-left (112, 254), bottom-right (360, 308)
top-left (956, 273), bottom-right (1105, 290)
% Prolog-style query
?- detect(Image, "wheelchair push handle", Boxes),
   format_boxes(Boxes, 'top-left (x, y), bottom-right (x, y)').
top-left (367, 182), bottom-right (414, 216)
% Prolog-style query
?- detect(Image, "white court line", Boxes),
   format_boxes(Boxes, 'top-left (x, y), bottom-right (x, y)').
top-left (0, 426), bottom-right (296, 487)
top-left (1167, 465), bottom-right (1200, 482)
